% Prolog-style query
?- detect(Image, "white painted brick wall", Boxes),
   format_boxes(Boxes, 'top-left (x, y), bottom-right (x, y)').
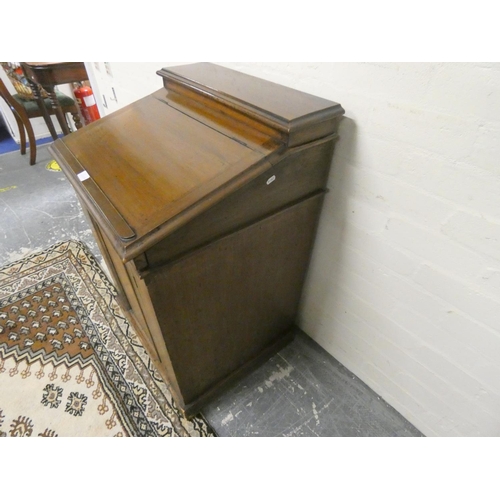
top-left (91, 62), bottom-right (500, 436)
top-left (219, 62), bottom-right (500, 437)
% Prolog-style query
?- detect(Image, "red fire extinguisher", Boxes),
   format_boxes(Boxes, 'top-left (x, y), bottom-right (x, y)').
top-left (74, 84), bottom-right (100, 125)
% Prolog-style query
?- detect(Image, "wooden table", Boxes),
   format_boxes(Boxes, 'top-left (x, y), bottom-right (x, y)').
top-left (21, 62), bottom-right (88, 139)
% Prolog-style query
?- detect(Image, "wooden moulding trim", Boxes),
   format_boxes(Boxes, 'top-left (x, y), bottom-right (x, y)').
top-left (48, 141), bottom-right (136, 242)
top-left (287, 112), bottom-right (345, 148)
top-left (158, 68), bottom-right (345, 146)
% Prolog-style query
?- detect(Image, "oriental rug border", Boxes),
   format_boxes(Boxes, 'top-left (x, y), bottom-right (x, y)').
top-left (0, 240), bottom-right (215, 437)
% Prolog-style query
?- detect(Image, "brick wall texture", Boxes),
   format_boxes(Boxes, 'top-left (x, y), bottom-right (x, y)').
top-left (221, 62), bottom-right (500, 436)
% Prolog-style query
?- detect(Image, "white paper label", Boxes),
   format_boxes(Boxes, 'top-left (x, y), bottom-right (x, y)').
top-left (77, 170), bottom-right (90, 182)
top-left (83, 94), bottom-right (96, 107)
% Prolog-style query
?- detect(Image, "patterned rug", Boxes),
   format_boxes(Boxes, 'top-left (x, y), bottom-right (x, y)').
top-left (0, 240), bottom-right (215, 437)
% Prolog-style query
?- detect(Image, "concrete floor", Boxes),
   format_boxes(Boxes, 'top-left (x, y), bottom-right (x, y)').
top-left (0, 139), bottom-right (424, 437)
top-left (0, 142), bottom-right (99, 266)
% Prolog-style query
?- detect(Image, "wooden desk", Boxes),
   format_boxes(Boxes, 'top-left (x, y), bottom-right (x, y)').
top-left (49, 63), bottom-right (344, 417)
top-left (21, 62), bottom-right (88, 139)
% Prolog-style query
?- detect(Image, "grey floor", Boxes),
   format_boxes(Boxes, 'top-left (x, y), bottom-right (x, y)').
top-left (0, 140), bottom-right (423, 437)
top-left (203, 329), bottom-right (422, 437)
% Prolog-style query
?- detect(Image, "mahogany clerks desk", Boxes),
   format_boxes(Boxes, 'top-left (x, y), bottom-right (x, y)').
top-left (49, 63), bottom-right (344, 417)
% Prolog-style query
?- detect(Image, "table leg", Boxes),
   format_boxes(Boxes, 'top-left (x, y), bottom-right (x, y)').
top-left (47, 87), bottom-right (71, 135)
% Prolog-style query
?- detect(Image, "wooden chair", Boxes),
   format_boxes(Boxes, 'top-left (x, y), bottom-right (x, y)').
top-left (0, 77), bottom-right (82, 165)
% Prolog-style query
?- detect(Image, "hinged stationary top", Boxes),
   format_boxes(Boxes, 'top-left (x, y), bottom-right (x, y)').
top-left (158, 63), bottom-right (344, 147)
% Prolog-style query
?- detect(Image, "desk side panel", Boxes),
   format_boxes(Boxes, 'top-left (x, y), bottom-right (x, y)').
top-left (144, 193), bottom-right (325, 406)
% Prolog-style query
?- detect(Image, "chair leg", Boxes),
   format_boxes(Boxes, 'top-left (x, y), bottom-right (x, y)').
top-left (12, 113), bottom-right (26, 155)
top-left (48, 90), bottom-right (71, 135)
top-left (9, 104), bottom-right (37, 165)
top-left (69, 105), bottom-right (83, 130)
top-left (25, 119), bottom-right (36, 165)
top-left (12, 110), bottom-right (35, 164)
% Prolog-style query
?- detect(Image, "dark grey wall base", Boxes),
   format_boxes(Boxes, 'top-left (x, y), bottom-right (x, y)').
top-left (202, 329), bottom-right (424, 437)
